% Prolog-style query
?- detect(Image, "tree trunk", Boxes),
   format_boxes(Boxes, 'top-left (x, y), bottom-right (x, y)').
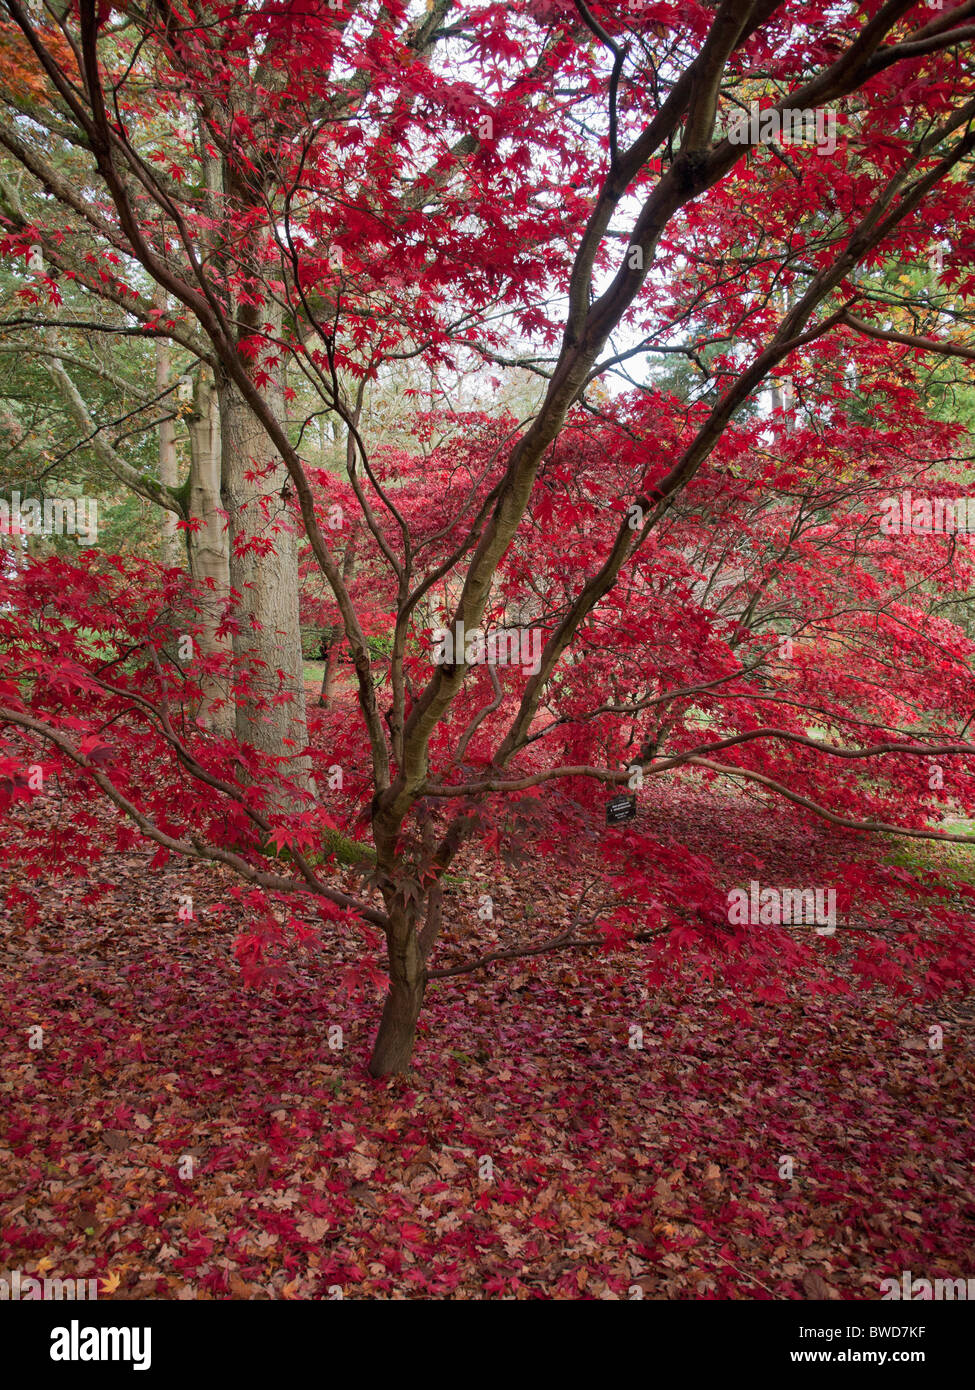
top-left (186, 368), bottom-right (234, 734)
top-left (219, 357), bottom-right (310, 783)
top-left (186, 367), bottom-right (227, 590)
top-left (154, 286), bottom-right (181, 566)
top-left (368, 913), bottom-right (427, 1077)
top-left (196, 119), bottom-right (308, 770)
top-left (319, 518), bottom-right (359, 708)
top-left (319, 625), bottom-right (341, 708)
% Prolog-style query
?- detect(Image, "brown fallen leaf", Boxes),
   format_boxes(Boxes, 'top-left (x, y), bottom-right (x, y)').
top-left (349, 1151), bottom-right (377, 1179)
top-left (802, 1269), bottom-right (833, 1300)
top-left (297, 1215), bottom-right (330, 1242)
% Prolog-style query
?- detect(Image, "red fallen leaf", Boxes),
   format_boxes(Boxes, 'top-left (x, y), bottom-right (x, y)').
top-left (85, 745), bottom-right (116, 768)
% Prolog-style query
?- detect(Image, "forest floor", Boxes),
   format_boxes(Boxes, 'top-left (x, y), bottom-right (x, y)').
top-left (1, 776), bottom-right (973, 1300)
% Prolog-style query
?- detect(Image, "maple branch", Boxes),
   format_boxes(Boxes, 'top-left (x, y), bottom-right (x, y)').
top-left (422, 724), bottom-right (975, 797)
top-left (39, 356), bottom-right (186, 515)
top-left (425, 929), bottom-right (646, 981)
top-left (0, 317), bottom-right (193, 346)
top-left (572, 0), bottom-right (625, 172)
top-left (839, 312), bottom-right (975, 362)
top-left (140, 648), bottom-right (343, 905)
top-left (454, 664), bottom-right (503, 766)
top-left (275, 169), bottom-right (409, 586)
top-left (0, 706), bottom-right (389, 928)
top-left (426, 878), bottom-right (634, 979)
top-left (686, 756), bottom-right (975, 845)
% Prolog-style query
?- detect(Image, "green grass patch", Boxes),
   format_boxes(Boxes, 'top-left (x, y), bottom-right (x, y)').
top-left (882, 817), bottom-right (975, 887)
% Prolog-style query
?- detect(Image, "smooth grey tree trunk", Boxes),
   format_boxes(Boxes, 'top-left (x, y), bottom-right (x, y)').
top-left (219, 361), bottom-right (310, 784)
top-left (154, 287), bottom-right (180, 566)
top-left (186, 368), bottom-right (234, 734)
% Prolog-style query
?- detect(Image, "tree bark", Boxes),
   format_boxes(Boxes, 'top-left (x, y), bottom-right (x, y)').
top-left (154, 286), bottom-right (181, 566)
top-left (368, 919), bottom-right (427, 1077)
top-left (318, 624), bottom-right (340, 708)
top-left (186, 367), bottom-right (234, 734)
top-left (319, 517), bottom-right (359, 708)
top-left (219, 358), bottom-right (310, 782)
